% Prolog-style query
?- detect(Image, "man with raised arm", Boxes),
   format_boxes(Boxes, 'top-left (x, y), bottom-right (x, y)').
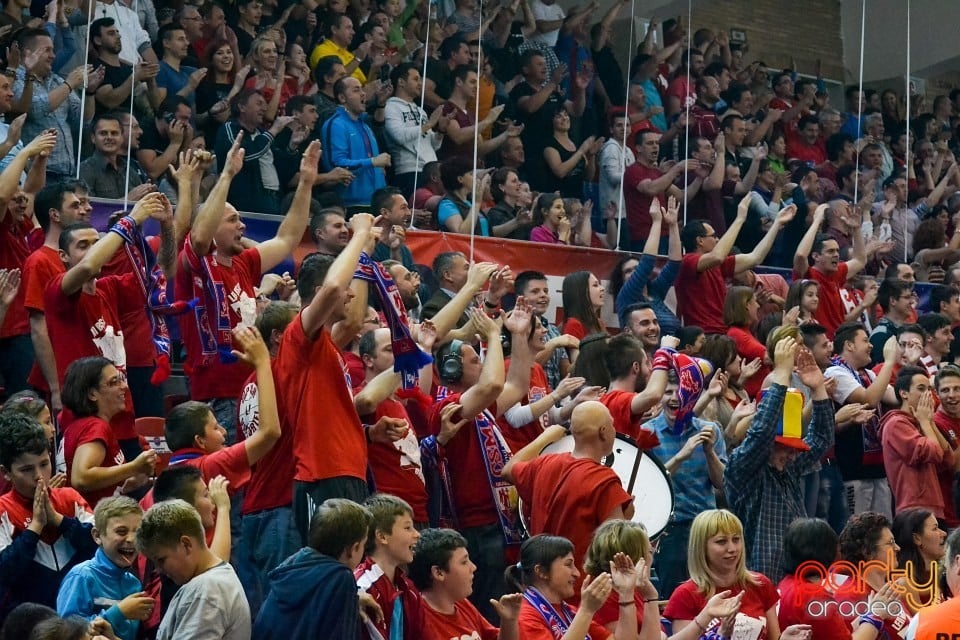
top-left (174, 135), bottom-right (317, 442)
top-left (675, 194), bottom-right (797, 335)
top-left (793, 203), bottom-right (868, 338)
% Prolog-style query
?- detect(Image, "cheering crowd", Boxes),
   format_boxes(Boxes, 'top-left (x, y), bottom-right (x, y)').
top-left (2, 0), bottom-right (960, 638)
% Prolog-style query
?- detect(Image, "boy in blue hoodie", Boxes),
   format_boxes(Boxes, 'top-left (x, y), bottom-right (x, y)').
top-left (254, 498), bottom-right (373, 640)
top-left (56, 496), bottom-right (152, 640)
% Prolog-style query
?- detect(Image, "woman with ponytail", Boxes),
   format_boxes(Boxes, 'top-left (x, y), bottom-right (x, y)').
top-left (504, 534), bottom-right (638, 640)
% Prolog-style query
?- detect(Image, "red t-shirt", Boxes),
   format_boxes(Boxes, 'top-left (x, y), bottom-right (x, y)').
top-left (499, 362), bottom-right (550, 453)
top-left (0, 485), bottom-right (93, 546)
top-left (776, 574), bottom-right (853, 638)
top-left (793, 263), bottom-right (848, 339)
top-left (428, 393), bottom-right (500, 529)
top-left (518, 598), bottom-right (610, 640)
top-left (511, 453), bottom-right (632, 594)
top-left (344, 351), bottom-right (364, 390)
top-left (237, 364), bottom-right (295, 514)
top-left (933, 409), bottom-right (960, 528)
top-left (62, 415), bottom-right (126, 507)
top-left (44, 272), bottom-right (138, 439)
top-left (420, 599), bottom-right (498, 640)
top-left (623, 163), bottom-right (670, 242)
top-left (140, 443), bottom-right (252, 511)
top-left (726, 326), bottom-right (771, 400)
top-left (834, 581), bottom-right (912, 639)
top-left (594, 589), bottom-right (649, 630)
top-left (99, 240), bottom-right (161, 368)
top-left (175, 236), bottom-right (260, 401)
top-left (356, 389), bottom-right (429, 523)
top-left (277, 312), bottom-right (366, 483)
top-left (354, 556), bottom-right (423, 640)
top-left (0, 215), bottom-right (34, 337)
top-left (23, 245), bottom-right (65, 392)
top-left (599, 390), bottom-right (660, 449)
top-left (664, 574), bottom-right (779, 639)
top-left (676, 253), bottom-right (736, 335)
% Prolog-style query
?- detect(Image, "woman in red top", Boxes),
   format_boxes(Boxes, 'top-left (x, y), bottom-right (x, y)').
top-left (243, 36), bottom-right (285, 121)
top-left (663, 509), bottom-right (810, 640)
top-left (836, 512), bottom-right (914, 638)
top-left (778, 518), bottom-right (898, 639)
top-left (61, 357), bottom-right (156, 507)
top-left (584, 519), bottom-right (745, 639)
top-left (892, 508), bottom-right (947, 613)
top-left (562, 271), bottom-right (606, 340)
top-left (505, 534), bottom-right (638, 640)
top-left (785, 280), bottom-right (820, 325)
top-left (723, 286), bottom-right (772, 400)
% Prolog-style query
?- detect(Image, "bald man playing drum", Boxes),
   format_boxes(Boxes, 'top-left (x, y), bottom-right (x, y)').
top-left (502, 401), bottom-right (634, 601)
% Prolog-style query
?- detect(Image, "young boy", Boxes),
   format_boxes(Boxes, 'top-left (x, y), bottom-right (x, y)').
top-left (136, 499), bottom-right (250, 640)
top-left (408, 528), bottom-right (521, 639)
top-left (0, 413), bottom-right (97, 619)
top-left (255, 498), bottom-right (373, 639)
top-left (355, 494), bottom-right (423, 640)
top-left (56, 497), bottom-right (152, 640)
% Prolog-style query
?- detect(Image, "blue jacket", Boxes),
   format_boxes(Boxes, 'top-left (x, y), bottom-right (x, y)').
top-left (254, 547), bottom-right (361, 640)
top-left (320, 107), bottom-right (387, 207)
top-left (57, 548), bottom-right (143, 640)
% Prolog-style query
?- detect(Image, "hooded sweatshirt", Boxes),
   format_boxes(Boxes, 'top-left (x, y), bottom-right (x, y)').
top-left (878, 409), bottom-right (954, 518)
top-left (253, 547), bottom-right (361, 640)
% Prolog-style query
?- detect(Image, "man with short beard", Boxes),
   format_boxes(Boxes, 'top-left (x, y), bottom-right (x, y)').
top-left (309, 208), bottom-right (349, 257)
top-left (619, 303), bottom-right (660, 358)
top-left (382, 260), bottom-right (420, 315)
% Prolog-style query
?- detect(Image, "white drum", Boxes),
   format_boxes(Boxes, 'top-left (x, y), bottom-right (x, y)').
top-left (520, 433), bottom-right (674, 539)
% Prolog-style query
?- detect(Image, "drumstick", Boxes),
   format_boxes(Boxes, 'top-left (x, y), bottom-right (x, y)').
top-left (626, 447), bottom-right (644, 494)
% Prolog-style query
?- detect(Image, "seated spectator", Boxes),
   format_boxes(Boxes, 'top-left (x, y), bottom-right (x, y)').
top-left (137, 499), bottom-right (250, 640)
top-left (255, 498), bottom-right (373, 638)
top-left (486, 167), bottom-right (535, 240)
top-left (354, 495), bottom-right (422, 640)
top-left (78, 113), bottom-right (148, 200)
top-left (777, 517), bottom-right (897, 637)
top-left (504, 534), bottom-right (636, 638)
top-left (836, 512), bottom-right (912, 636)
top-left (529, 192), bottom-right (574, 245)
top-left (413, 160), bottom-right (444, 216)
top-left (56, 497), bottom-right (149, 640)
top-left (436, 157), bottom-right (491, 235)
top-left (561, 270), bottom-right (605, 339)
top-left (723, 286), bottom-right (771, 399)
top-left (136, 97), bottom-right (192, 181)
top-left (61, 357), bottom-right (157, 506)
top-left (0, 413), bottom-right (97, 619)
top-left (320, 77), bottom-right (390, 214)
top-left (892, 508), bottom-right (947, 612)
top-left (409, 528), bottom-right (520, 638)
top-left (784, 278), bottom-right (820, 325)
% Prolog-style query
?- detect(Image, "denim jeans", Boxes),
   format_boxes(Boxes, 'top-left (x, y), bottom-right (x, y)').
top-left (460, 524), bottom-right (508, 626)
top-left (653, 520), bottom-right (692, 600)
top-left (242, 506), bottom-right (300, 617)
top-left (817, 462), bottom-right (849, 533)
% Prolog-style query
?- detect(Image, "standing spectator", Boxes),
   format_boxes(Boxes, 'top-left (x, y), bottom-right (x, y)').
top-left (933, 366), bottom-right (960, 529)
top-left (561, 270), bottom-right (604, 339)
top-left (370, 186), bottom-right (415, 268)
top-left (825, 323), bottom-right (898, 519)
top-left (94, 0), bottom-right (159, 65)
top-left (598, 110), bottom-right (634, 245)
top-left (312, 55), bottom-right (347, 128)
top-left (794, 204), bottom-right (868, 338)
top-left (384, 63), bottom-right (444, 198)
top-left (155, 24), bottom-right (204, 107)
top-left (724, 336), bottom-right (835, 580)
top-left (437, 66), bottom-right (511, 163)
top-left (309, 13), bottom-right (366, 82)
top-left (515, 270), bottom-right (575, 390)
top-left (879, 367), bottom-right (955, 518)
top-left (136, 97), bottom-right (192, 181)
top-left (242, 37), bottom-right (286, 121)
top-left (724, 286), bottom-right (771, 400)
top-left (12, 29), bottom-right (103, 183)
top-left (320, 77), bottom-right (390, 215)
top-left (89, 18), bottom-right (162, 116)
top-left (541, 106), bottom-right (600, 198)
top-left (423, 36), bottom-right (471, 109)
top-left (869, 279), bottom-right (914, 364)
top-left (214, 89), bottom-right (290, 215)
top-left (785, 115), bottom-right (826, 165)
top-left (233, 0), bottom-right (263, 57)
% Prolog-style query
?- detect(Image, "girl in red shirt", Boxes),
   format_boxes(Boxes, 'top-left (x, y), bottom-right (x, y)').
top-left (505, 534), bottom-right (637, 640)
top-left (723, 286), bottom-right (771, 400)
top-left (562, 271), bottom-right (606, 340)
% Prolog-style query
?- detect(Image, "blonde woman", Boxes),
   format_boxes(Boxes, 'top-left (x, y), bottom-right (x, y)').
top-left (663, 509), bottom-right (811, 640)
top-left (584, 519), bottom-right (744, 640)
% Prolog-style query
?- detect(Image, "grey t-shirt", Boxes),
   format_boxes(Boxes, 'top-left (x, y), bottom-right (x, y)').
top-left (157, 562), bottom-right (251, 640)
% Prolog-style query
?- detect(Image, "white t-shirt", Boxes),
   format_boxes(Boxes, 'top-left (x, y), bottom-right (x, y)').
top-left (157, 562), bottom-right (251, 640)
top-left (530, 0), bottom-right (565, 46)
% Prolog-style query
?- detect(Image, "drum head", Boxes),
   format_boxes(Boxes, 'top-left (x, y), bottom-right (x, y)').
top-left (531, 433), bottom-right (674, 539)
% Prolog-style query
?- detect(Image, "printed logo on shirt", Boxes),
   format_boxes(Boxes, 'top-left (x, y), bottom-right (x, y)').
top-left (238, 382), bottom-right (260, 440)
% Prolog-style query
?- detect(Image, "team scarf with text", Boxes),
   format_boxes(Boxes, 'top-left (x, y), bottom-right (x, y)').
top-left (522, 587), bottom-right (589, 640)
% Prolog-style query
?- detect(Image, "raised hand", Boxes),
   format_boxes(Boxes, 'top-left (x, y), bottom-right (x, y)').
top-left (912, 390), bottom-right (935, 424)
top-left (554, 375), bottom-right (586, 400)
top-left (3, 113), bottom-right (25, 148)
top-left (776, 203), bottom-right (798, 225)
top-left (299, 140), bottom-right (322, 184)
top-left (24, 128), bottom-right (57, 157)
top-left (230, 325), bottom-right (270, 367)
top-left (207, 475), bottom-right (231, 512)
top-left (488, 265), bottom-right (514, 300)
top-left (736, 191), bottom-right (752, 222)
top-left (490, 593), bottom-right (523, 622)
top-left (504, 296), bottom-right (533, 335)
top-left (773, 336), bottom-right (797, 374)
top-left (0, 268), bottom-right (20, 307)
top-left (580, 573), bottom-right (613, 614)
top-left (609, 552), bottom-right (637, 597)
top-left (437, 402), bottom-right (469, 445)
top-left (663, 195), bottom-right (679, 226)
top-left (794, 346), bottom-right (824, 389)
top-left (221, 131), bottom-right (245, 177)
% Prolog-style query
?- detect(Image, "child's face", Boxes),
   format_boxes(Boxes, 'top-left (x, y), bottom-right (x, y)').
top-left (195, 411), bottom-right (227, 452)
top-left (147, 539), bottom-right (196, 586)
top-left (437, 547), bottom-right (476, 601)
top-left (37, 406), bottom-right (54, 442)
top-left (3, 451), bottom-right (52, 499)
top-left (382, 514), bottom-right (420, 565)
top-left (191, 478), bottom-right (216, 530)
top-left (96, 513), bottom-right (142, 569)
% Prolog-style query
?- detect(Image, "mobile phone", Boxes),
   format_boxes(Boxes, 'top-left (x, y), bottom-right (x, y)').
top-left (379, 66), bottom-right (390, 84)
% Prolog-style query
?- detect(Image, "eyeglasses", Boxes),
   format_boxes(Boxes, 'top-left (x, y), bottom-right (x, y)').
top-left (700, 233), bottom-right (716, 239)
